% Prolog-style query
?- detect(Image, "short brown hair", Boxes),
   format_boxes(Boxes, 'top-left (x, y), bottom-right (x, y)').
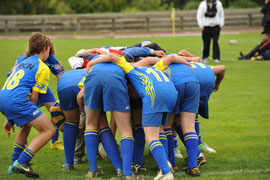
top-left (25, 32), bottom-right (55, 58)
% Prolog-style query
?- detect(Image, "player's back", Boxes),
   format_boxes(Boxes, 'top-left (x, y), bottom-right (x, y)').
top-left (1, 56), bottom-right (49, 100)
top-left (57, 69), bottom-right (86, 92)
top-left (191, 62), bottom-right (215, 92)
top-left (90, 62), bottom-right (125, 78)
top-left (163, 63), bottom-right (198, 85)
top-left (128, 66), bottom-right (177, 114)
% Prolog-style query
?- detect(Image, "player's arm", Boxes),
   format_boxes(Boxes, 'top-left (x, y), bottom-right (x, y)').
top-left (212, 65), bottom-right (226, 92)
top-left (133, 57), bottom-right (161, 67)
top-left (178, 49), bottom-right (194, 57)
top-left (162, 55), bottom-right (192, 67)
top-left (86, 54), bottom-right (121, 73)
top-left (77, 87), bottom-right (84, 112)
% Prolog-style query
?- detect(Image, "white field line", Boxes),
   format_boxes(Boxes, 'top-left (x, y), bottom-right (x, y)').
top-left (109, 168), bottom-right (270, 179)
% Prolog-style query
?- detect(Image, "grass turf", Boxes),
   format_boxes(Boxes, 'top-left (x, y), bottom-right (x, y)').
top-left (0, 31), bottom-right (270, 179)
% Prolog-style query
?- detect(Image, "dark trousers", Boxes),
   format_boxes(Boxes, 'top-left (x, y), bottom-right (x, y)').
top-left (202, 25), bottom-right (221, 60)
top-left (244, 46), bottom-right (259, 59)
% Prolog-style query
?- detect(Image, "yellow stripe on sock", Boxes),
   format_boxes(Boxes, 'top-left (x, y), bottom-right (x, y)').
top-left (65, 122), bottom-right (78, 126)
top-left (98, 127), bottom-right (110, 135)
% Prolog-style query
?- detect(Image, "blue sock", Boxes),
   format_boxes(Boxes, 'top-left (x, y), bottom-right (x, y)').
top-left (133, 125), bottom-right (145, 165)
top-left (121, 136), bottom-right (135, 176)
top-left (12, 143), bottom-right (25, 165)
top-left (173, 135), bottom-right (178, 148)
top-left (63, 122), bottom-right (78, 165)
top-left (99, 127), bottom-right (122, 170)
top-left (17, 148), bottom-right (34, 164)
top-left (184, 132), bottom-right (199, 170)
top-left (159, 132), bottom-right (169, 161)
top-left (174, 120), bottom-right (185, 145)
top-left (164, 128), bottom-right (176, 167)
top-left (195, 115), bottom-right (202, 145)
top-left (149, 140), bottom-right (170, 175)
top-left (85, 129), bottom-right (98, 171)
top-left (51, 128), bottom-right (59, 144)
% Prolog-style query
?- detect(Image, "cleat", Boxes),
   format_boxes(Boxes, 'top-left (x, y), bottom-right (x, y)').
top-left (199, 142), bottom-right (216, 153)
top-left (85, 171), bottom-right (98, 178)
top-left (12, 160), bottom-right (39, 179)
top-left (63, 163), bottom-right (74, 171)
top-left (197, 153), bottom-right (207, 167)
top-left (186, 167), bottom-right (200, 177)
top-left (133, 164), bottom-right (147, 174)
top-left (174, 147), bottom-right (183, 159)
top-left (182, 153), bottom-right (207, 170)
top-left (73, 157), bottom-right (82, 165)
top-left (122, 174), bottom-right (144, 180)
top-left (8, 165), bottom-right (14, 174)
top-left (154, 171), bottom-right (174, 180)
top-left (116, 168), bottom-right (123, 177)
top-left (50, 141), bottom-right (64, 150)
top-left (172, 167), bottom-right (178, 173)
top-left (167, 161), bottom-right (175, 174)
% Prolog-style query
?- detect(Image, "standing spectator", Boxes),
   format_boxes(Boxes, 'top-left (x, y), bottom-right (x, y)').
top-left (197, 0), bottom-right (224, 63)
top-left (261, 0), bottom-right (270, 34)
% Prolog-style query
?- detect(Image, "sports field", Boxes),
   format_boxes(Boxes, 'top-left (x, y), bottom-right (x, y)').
top-left (0, 31), bottom-right (270, 179)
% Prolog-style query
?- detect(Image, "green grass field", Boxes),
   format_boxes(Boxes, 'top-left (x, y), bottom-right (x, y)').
top-left (0, 31), bottom-right (270, 180)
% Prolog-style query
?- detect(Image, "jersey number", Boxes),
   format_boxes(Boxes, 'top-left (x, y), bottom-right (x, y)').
top-left (2, 70), bottom-right (25, 90)
top-left (146, 68), bottom-right (169, 82)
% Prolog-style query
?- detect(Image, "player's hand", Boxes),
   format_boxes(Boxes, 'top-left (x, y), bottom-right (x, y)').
top-left (86, 62), bottom-right (92, 74)
top-left (3, 119), bottom-right (15, 137)
top-left (213, 84), bottom-right (219, 92)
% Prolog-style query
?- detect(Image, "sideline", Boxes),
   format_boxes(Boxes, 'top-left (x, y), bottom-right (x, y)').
top-left (0, 28), bottom-right (261, 40)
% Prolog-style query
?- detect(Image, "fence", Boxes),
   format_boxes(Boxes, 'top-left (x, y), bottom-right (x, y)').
top-left (0, 9), bottom-right (262, 33)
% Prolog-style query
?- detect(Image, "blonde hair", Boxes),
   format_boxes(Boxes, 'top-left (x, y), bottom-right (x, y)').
top-left (25, 32), bottom-right (55, 58)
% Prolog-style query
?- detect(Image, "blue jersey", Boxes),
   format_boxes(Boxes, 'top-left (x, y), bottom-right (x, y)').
top-left (0, 56), bottom-right (50, 125)
top-left (1, 56), bottom-right (50, 99)
top-left (8, 54), bottom-right (64, 77)
top-left (191, 62), bottom-right (215, 119)
top-left (90, 62), bottom-right (125, 77)
top-left (191, 62), bottom-right (215, 94)
top-left (57, 69), bottom-right (86, 92)
top-left (162, 63), bottom-right (198, 85)
top-left (122, 47), bottom-right (153, 62)
top-left (115, 57), bottom-right (177, 114)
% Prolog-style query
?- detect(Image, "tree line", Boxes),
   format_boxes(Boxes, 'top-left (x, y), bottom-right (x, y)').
top-left (0, 0), bottom-right (263, 15)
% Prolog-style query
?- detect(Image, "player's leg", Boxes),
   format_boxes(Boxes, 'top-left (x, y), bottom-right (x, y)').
top-left (112, 111), bottom-right (134, 177)
top-left (84, 107), bottom-right (100, 178)
top-left (37, 88), bottom-right (63, 150)
top-left (74, 112), bottom-right (86, 164)
top-left (164, 114), bottom-right (177, 171)
top-left (8, 124), bottom-right (31, 174)
top-left (144, 126), bottom-right (173, 179)
top-left (62, 108), bottom-right (80, 170)
top-left (12, 113), bottom-right (56, 178)
top-left (172, 127), bottom-right (183, 159)
top-left (98, 112), bottom-right (123, 176)
top-left (177, 82), bottom-right (200, 176)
